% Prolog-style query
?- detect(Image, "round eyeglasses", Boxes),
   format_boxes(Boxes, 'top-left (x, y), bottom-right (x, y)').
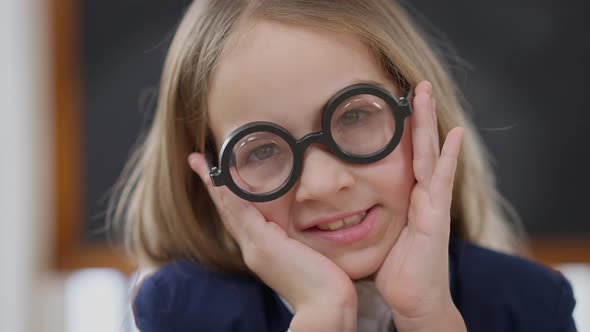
top-left (205, 83), bottom-right (412, 202)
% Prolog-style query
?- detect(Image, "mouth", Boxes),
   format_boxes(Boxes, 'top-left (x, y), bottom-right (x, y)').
top-left (304, 205), bottom-right (379, 244)
top-left (315, 210), bottom-right (368, 231)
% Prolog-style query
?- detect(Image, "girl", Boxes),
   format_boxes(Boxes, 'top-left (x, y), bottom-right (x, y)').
top-left (110, 0), bottom-right (577, 331)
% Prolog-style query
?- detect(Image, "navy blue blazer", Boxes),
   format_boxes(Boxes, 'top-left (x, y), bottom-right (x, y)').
top-left (133, 239), bottom-right (577, 331)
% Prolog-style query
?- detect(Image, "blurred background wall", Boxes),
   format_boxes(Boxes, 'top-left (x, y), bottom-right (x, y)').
top-left (0, 0), bottom-right (588, 331)
top-left (0, 0), bottom-right (63, 331)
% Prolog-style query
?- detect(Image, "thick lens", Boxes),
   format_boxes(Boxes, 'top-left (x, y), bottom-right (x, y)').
top-left (230, 131), bottom-right (293, 194)
top-left (330, 94), bottom-right (396, 156)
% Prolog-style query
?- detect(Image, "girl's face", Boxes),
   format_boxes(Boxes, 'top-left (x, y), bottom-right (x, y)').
top-left (208, 20), bottom-right (415, 280)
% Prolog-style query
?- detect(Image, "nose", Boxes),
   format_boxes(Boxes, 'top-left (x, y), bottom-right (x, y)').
top-left (294, 145), bottom-right (355, 202)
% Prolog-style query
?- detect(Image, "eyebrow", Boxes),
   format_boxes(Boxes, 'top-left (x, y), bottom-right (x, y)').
top-left (352, 79), bottom-right (388, 90)
top-left (349, 79), bottom-right (402, 98)
top-left (350, 79), bottom-right (403, 98)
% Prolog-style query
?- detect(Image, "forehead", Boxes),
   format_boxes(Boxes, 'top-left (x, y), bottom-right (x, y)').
top-left (208, 19), bottom-right (397, 145)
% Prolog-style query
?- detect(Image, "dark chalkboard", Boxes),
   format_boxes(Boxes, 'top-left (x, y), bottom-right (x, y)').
top-left (81, 0), bottom-right (590, 243)
top-left (82, 0), bottom-right (191, 242)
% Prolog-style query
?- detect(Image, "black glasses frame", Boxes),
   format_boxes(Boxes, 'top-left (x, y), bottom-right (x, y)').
top-left (206, 83), bottom-right (413, 202)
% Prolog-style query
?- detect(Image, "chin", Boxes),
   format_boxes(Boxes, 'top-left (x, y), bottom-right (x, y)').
top-left (335, 250), bottom-right (386, 280)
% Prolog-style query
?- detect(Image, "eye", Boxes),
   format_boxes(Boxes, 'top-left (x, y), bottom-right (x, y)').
top-left (338, 109), bottom-right (370, 127)
top-left (247, 143), bottom-right (279, 162)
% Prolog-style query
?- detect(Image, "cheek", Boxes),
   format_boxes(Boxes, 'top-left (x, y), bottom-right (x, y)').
top-left (392, 118), bottom-right (415, 187)
top-left (368, 127), bottom-right (415, 207)
top-left (372, 163), bottom-right (414, 207)
top-left (253, 199), bottom-right (291, 230)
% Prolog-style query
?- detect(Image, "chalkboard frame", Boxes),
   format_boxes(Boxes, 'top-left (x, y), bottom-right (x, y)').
top-left (51, 0), bottom-right (132, 274)
top-left (50, 0), bottom-right (589, 273)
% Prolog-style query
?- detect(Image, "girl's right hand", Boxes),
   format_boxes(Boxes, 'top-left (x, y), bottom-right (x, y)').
top-left (188, 153), bottom-right (357, 331)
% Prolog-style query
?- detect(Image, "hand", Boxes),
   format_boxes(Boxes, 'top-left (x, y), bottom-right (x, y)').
top-left (188, 154), bottom-right (357, 330)
top-left (374, 81), bottom-right (466, 331)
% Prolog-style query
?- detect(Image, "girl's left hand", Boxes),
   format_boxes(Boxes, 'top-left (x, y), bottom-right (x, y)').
top-left (374, 81), bottom-right (466, 331)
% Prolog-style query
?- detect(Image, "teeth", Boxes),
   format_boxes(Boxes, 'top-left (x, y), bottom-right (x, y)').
top-left (317, 211), bottom-right (367, 231)
top-left (326, 220), bottom-right (344, 231)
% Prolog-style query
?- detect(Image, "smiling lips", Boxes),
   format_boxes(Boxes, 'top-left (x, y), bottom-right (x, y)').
top-left (303, 205), bottom-right (379, 244)
top-left (316, 211), bottom-right (368, 231)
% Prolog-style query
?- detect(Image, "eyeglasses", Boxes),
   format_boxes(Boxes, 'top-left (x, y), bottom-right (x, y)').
top-left (205, 83), bottom-right (412, 202)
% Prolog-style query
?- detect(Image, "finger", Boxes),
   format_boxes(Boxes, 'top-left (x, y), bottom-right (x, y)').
top-left (188, 152), bottom-right (214, 188)
top-left (187, 153), bottom-right (238, 232)
top-left (414, 79), bottom-right (432, 96)
top-left (187, 153), bottom-right (267, 245)
top-left (412, 81), bottom-right (437, 186)
top-left (430, 127), bottom-right (464, 211)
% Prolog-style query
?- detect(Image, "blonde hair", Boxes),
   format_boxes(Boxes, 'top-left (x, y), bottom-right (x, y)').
top-left (109, 0), bottom-right (523, 273)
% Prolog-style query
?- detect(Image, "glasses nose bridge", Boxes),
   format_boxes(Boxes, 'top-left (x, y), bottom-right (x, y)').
top-left (296, 131), bottom-right (328, 154)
